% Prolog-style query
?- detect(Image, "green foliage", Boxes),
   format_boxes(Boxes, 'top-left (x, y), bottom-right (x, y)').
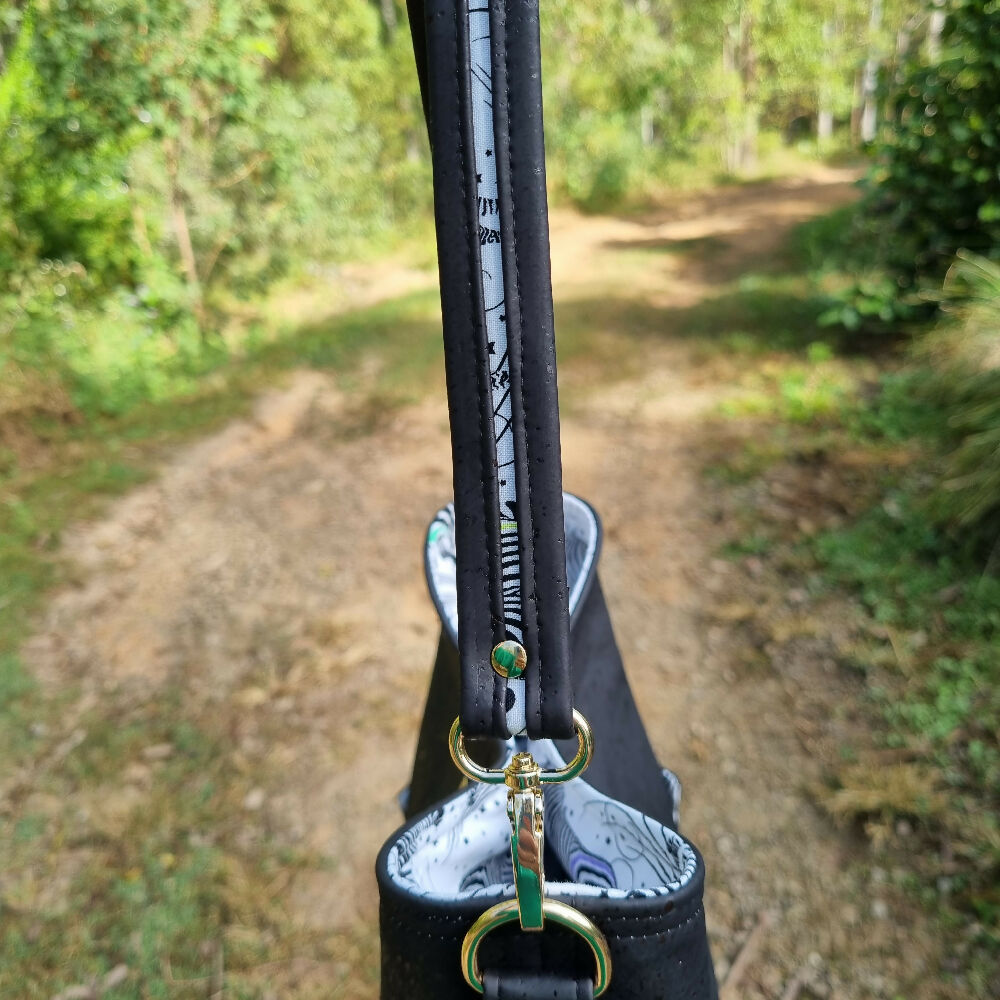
top-left (837, 252), bottom-right (1000, 551)
top-left (536, 0), bottom-right (917, 206)
top-left (0, 0), bottom-right (425, 287)
top-left (1, 0), bottom-right (938, 415)
top-left (1, 258), bottom-right (214, 418)
top-left (796, 210), bottom-right (1000, 544)
top-left (0, 3), bottom-right (140, 284)
top-left (815, 499), bottom-right (1000, 938)
top-left (709, 196), bottom-right (1000, 950)
top-left (0, 0), bottom-right (434, 427)
top-left (844, 369), bottom-right (942, 441)
top-left (920, 253), bottom-right (1000, 544)
top-left (721, 340), bottom-right (856, 425)
top-left (819, 0), bottom-right (1000, 330)
top-left (800, 241), bottom-right (1000, 937)
top-left (876, 0), bottom-right (1000, 280)
top-left (539, 0), bottom-right (683, 207)
top-left (799, 201), bottom-right (931, 332)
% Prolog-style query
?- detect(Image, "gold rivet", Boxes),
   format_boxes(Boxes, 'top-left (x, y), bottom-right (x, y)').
top-left (491, 640), bottom-right (526, 678)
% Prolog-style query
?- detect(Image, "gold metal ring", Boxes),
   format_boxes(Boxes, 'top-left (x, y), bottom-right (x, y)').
top-left (461, 898), bottom-right (611, 995)
top-left (448, 709), bottom-right (594, 785)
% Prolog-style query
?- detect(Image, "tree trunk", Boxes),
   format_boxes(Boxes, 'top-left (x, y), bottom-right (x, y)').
top-left (850, 69), bottom-right (863, 144)
top-left (164, 140), bottom-right (205, 326)
top-left (817, 108), bottom-right (834, 142)
top-left (131, 202), bottom-right (154, 259)
top-left (895, 23), bottom-right (911, 80)
top-left (377, 0), bottom-right (398, 36)
top-left (405, 95), bottom-right (422, 162)
top-left (738, 5), bottom-right (758, 170)
top-left (170, 194), bottom-right (205, 319)
top-left (817, 20), bottom-right (835, 142)
top-left (640, 105), bottom-right (654, 147)
top-left (722, 6), bottom-right (758, 172)
top-left (860, 0), bottom-right (883, 144)
top-left (927, 0), bottom-right (945, 62)
top-left (722, 25), bottom-right (738, 171)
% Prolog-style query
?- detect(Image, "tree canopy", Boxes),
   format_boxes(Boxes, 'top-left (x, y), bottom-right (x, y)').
top-left (0, 0), bottom-right (977, 416)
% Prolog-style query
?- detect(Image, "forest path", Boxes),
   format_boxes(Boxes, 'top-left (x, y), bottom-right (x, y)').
top-left (22, 166), bottom-right (935, 998)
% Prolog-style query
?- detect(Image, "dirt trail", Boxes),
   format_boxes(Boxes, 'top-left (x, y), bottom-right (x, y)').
top-left (24, 168), bottom-right (935, 998)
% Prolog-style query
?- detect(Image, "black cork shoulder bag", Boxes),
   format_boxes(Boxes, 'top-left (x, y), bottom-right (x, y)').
top-left (374, 3), bottom-right (719, 997)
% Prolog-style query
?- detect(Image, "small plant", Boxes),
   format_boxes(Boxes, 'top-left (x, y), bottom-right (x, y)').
top-left (920, 252), bottom-right (1000, 553)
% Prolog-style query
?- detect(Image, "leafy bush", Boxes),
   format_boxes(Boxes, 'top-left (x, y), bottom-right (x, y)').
top-left (0, 260), bottom-right (221, 422)
top-left (793, 202), bottom-right (930, 331)
top-left (874, 0), bottom-right (1000, 283)
top-left (807, 249), bottom-right (1000, 949)
top-left (819, 0), bottom-right (1000, 331)
top-left (0, 6), bottom-right (141, 286)
top-left (0, 0), bottom-right (436, 432)
top-left (920, 252), bottom-right (1000, 546)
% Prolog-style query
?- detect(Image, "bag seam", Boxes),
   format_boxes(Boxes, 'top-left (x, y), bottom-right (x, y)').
top-left (382, 904), bottom-right (704, 940)
top-left (453, 0), bottom-right (490, 731)
top-left (501, 0), bottom-right (545, 735)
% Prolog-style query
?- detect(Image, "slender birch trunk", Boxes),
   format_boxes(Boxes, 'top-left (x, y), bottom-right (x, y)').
top-left (860, 0), bottom-right (883, 144)
top-left (817, 19), bottom-right (835, 142)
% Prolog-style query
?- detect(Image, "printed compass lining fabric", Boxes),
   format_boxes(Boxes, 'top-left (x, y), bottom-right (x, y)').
top-left (468, 0), bottom-right (527, 734)
top-left (385, 739), bottom-right (697, 902)
top-left (425, 494), bottom-right (601, 649)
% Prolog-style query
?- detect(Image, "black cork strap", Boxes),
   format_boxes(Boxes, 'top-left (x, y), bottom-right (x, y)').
top-left (483, 971), bottom-right (594, 1000)
top-left (409, 0), bottom-right (573, 741)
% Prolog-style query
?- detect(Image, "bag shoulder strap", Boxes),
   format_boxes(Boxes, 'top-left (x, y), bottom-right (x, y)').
top-left (409, 0), bottom-right (573, 740)
top-left (483, 971), bottom-right (593, 1000)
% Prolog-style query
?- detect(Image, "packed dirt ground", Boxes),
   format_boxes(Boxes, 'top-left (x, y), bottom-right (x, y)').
top-left (16, 168), bottom-right (952, 998)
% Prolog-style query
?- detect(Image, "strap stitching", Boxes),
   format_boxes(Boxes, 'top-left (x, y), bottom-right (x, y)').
top-left (384, 904), bottom-right (705, 938)
top-left (454, 0), bottom-right (490, 729)
top-left (501, 0), bottom-right (543, 734)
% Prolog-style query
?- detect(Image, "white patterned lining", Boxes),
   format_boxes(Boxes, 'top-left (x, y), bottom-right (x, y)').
top-left (385, 738), bottom-right (696, 900)
top-left (425, 494), bottom-right (599, 647)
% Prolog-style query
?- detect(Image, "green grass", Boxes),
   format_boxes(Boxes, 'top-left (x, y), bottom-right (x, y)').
top-left (702, 216), bottom-right (1000, 990)
top-left (812, 486), bottom-right (1000, 978)
top-left (0, 679), bottom-right (360, 999)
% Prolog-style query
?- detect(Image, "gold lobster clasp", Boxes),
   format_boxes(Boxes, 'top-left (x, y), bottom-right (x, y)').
top-left (505, 752), bottom-right (545, 930)
top-left (449, 709), bottom-right (610, 995)
top-left (448, 711), bottom-right (595, 932)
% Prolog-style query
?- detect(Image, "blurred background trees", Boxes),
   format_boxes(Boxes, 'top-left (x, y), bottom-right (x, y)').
top-left (0, 0), bottom-right (958, 307)
top-left (0, 0), bottom-right (997, 524)
top-left (1, 0), bottom-right (425, 414)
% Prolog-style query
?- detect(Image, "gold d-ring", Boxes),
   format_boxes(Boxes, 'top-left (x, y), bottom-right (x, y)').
top-left (461, 897), bottom-right (611, 995)
top-left (448, 709), bottom-right (594, 785)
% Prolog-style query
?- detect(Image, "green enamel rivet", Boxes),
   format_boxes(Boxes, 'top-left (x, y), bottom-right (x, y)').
top-left (491, 640), bottom-right (526, 679)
